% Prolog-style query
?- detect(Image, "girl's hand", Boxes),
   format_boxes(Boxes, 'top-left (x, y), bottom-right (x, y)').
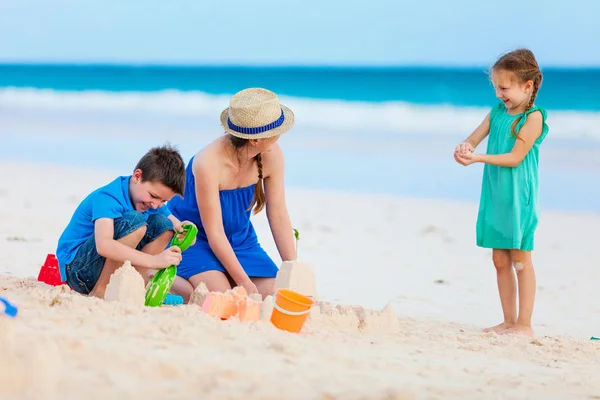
top-left (454, 142), bottom-right (473, 165)
top-left (455, 151), bottom-right (478, 166)
top-left (455, 141), bottom-right (474, 155)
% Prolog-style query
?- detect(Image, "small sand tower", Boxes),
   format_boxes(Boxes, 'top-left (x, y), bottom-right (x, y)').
top-left (273, 229), bottom-right (317, 300)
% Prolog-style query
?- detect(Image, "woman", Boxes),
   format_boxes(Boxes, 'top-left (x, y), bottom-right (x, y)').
top-left (168, 88), bottom-right (297, 302)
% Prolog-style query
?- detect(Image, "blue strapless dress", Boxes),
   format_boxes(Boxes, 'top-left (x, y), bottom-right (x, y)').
top-left (168, 157), bottom-right (278, 280)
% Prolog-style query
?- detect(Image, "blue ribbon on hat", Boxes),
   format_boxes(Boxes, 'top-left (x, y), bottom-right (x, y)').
top-left (0, 297), bottom-right (18, 318)
top-left (227, 109), bottom-right (285, 135)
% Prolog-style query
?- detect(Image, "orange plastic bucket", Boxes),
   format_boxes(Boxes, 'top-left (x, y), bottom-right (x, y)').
top-left (270, 289), bottom-right (313, 333)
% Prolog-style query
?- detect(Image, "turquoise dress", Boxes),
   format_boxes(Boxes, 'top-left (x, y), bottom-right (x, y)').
top-left (476, 103), bottom-right (549, 251)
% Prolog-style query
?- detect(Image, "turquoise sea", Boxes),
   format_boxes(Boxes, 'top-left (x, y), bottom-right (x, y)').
top-left (1, 64), bottom-right (599, 212)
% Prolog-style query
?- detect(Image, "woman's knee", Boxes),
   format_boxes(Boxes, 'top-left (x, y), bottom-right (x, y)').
top-left (252, 277), bottom-right (275, 298)
top-left (189, 271), bottom-right (232, 293)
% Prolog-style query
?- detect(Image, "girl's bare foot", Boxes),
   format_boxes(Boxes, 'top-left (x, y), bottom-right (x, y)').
top-left (499, 324), bottom-right (534, 337)
top-left (482, 321), bottom-right (514, 333)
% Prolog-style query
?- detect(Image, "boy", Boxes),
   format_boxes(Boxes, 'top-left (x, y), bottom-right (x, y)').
top-left (56, 144), bottom-right (194, 299)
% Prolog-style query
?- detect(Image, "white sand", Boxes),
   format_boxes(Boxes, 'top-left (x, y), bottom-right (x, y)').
top-left (0, 160), bottom-right (599, 399)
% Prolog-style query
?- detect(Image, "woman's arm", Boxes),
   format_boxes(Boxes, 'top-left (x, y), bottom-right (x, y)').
top-left (263, 144), bottom-right (297, 261)
top-left (471, 111), bottom-right (543, 167)
top-left (192, 155), bottom-right (251, 287)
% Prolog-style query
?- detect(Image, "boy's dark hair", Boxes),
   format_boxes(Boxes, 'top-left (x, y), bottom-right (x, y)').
top-left (134, 143), bottom-right (186, 196)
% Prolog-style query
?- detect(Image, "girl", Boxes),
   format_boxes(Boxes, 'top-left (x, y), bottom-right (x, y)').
top-left (454, 48), bottom-right (549, 337)
top-left (168, 88), bottom-right (297, 302)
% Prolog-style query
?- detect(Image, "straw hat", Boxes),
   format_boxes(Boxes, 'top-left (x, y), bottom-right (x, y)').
top-left (220, 88), bottom-right (295, 139)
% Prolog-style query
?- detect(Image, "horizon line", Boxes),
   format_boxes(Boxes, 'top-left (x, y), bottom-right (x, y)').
top-left (0, 60), bottom-right (598, 71)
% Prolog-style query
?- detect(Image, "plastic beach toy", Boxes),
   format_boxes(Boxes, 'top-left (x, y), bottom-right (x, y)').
top-left (591, 337), bottom-right (599, 341)
top-left (144, 223), bottom-right (198, 307)
top-left (0, 297), bottom-right (18, 318)
top-left (270, 289), bottom-right (314, 333)
top-left (38, 253), bottom-right (66, 286)
top-left (163, 293), bottom-right (184, 306)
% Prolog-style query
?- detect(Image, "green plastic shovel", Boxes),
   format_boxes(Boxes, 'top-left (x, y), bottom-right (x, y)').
top-left (144, 223), bottom-right (198, 307)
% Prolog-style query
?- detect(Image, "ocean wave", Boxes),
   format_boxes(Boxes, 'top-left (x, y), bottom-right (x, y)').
top-left (1, 87), bottom-right (599, 140)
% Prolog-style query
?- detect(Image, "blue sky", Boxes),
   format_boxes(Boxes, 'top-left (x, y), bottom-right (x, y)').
top-left (0, 0), bottom-right (598, 67)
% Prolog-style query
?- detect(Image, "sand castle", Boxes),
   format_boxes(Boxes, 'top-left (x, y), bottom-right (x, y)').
top-left (187, 282), bottom-right (400, 334)
top-left (189, 257), bottom-right (318, 324)
top-left (190, 285), bottom-right (262, 322)
top-left (104, 261), bottom-right (146, 307)
top-left (273, 260), bottom-right (317, 300)
top-left (272, 228), bottom-right (318, 300)
top-left (304, 301), bottom-right (401, 334)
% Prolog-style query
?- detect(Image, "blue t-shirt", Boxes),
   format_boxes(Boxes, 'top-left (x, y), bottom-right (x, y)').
top-left (56, 175), bottom-right (171, 281)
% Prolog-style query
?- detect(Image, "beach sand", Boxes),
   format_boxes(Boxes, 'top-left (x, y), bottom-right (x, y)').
top-left (1, 160), bottom-right (599, 399)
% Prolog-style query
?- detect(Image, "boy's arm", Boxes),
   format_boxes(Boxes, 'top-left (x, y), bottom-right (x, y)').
top-left (167, 214), bottom-right (181, 230)
top-left (472, 111), bottom-right (543, 167)
top-left (94, 218), bottom-right (156, 268)
top-left (91, 192), bottom-right (179, 269)
top-left (166, 209), bottom-right (197, 241)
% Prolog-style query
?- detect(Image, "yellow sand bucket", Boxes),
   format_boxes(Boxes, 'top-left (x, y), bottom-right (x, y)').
top-left (270, 289), bottom-right (313, 333)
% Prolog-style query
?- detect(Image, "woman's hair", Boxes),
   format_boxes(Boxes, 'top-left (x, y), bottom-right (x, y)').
top-left (229, 135), bottom-right (266, 214)
top-left (490, 48), bottom-right (543, 140)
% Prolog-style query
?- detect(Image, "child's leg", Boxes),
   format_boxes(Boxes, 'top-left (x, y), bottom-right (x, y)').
top-left (503, 250), bottom-right (535, 337)
top-left (92, 212), bottom-right (176, 298)
top-left (483, 249), bottom-right (517, 332)
top-left (89, 226), bottom-right (147, 298)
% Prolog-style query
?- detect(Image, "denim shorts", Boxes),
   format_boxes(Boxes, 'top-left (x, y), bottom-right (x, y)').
top-left (65, 211), bottom-right (174, 295)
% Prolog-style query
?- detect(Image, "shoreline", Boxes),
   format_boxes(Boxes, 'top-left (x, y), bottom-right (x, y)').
top-left (1, 157), bottom-right (599, 216)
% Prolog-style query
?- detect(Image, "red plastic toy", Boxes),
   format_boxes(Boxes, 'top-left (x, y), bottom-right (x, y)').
top-left (38, 254), bottom-right (66, 286)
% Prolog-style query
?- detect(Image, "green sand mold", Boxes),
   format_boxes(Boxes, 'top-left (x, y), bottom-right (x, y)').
top-left (144, 224), bottom-right (198, 307)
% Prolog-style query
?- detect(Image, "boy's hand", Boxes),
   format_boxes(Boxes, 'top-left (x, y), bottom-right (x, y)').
top-left (173, 220), bottom-right (197, 246)
top-left (172, 219), bottom-right (183, 234)
top-left (151, 246), bottom-right (182, 269)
